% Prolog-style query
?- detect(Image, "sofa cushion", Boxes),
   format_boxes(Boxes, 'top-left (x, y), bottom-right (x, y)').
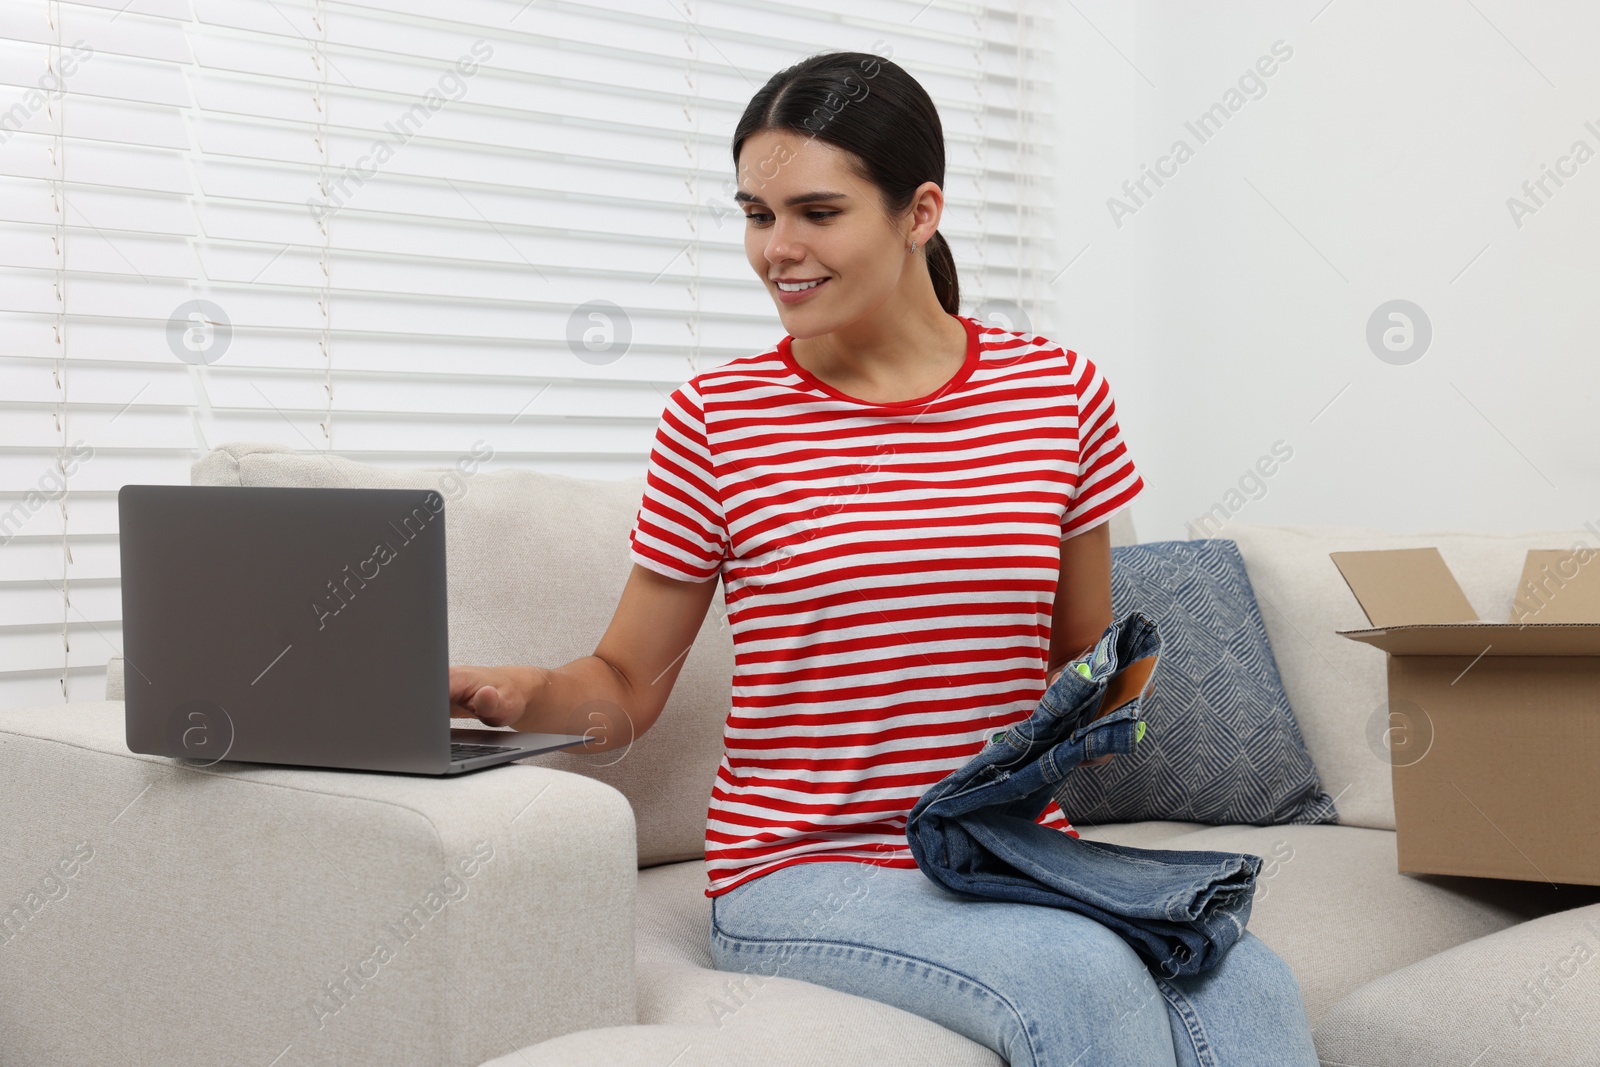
top-left (188, 441), bottom-right (734, 868)
top-left (1053, 539), bottom-right (1336, 827)
top-left (1199, 521), bottom-right (1600, 831)
top-left (486, 1019), bottom-right (1000, 1067)
top-left (482, 1023), bottom-right (989, 1067)
top-left (1313, 902), bottom-right (1600, 1066)
top-left (1069, 822), bottom-right (1586, 1027)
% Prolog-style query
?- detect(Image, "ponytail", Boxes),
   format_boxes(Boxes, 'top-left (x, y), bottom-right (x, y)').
top-left (924, 231), bottom-right (959, 315)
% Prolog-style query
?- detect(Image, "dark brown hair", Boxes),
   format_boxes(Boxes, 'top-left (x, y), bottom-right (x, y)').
top-left (732, 50), bottom-right (959, 315)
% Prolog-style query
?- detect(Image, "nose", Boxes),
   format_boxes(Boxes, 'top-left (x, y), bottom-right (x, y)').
top-left (762, 216), bottom-right (802, 266)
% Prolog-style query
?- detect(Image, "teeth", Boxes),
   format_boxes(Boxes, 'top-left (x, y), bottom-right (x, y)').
top-left (777, 279), bottom-right (825, 292)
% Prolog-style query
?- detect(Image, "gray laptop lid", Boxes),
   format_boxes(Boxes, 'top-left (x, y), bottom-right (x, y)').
top-left (120, 484), bottom-right (459, 774)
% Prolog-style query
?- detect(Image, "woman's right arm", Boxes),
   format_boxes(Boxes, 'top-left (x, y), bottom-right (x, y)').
top-left (448, 562), bottom-right (723, 753)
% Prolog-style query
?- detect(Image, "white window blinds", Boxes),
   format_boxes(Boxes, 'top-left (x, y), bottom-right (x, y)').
top-left (0, 0), bottom-right (1055, 710)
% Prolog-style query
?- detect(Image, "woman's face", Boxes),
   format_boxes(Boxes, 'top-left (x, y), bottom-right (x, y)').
top-left (735, 129), bottom-right (920, 338)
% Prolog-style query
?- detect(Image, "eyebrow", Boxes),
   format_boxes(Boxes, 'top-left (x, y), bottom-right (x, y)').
top-left (733, 190), bottom-right (850, 207)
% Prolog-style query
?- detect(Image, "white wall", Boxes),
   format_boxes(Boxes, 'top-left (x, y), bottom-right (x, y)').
top-left (1050, 0), bottom-right (1600, 542)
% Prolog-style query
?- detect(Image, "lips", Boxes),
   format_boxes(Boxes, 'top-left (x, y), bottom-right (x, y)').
top-left (774, 277), bottom-right (830, 303)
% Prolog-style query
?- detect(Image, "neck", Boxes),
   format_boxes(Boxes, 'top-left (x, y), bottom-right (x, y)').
top-left (796, 299), bottom-right (961, 380)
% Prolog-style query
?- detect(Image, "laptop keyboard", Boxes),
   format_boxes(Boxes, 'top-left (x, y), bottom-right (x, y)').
top-left (450, 741), bottom-right (525, 761)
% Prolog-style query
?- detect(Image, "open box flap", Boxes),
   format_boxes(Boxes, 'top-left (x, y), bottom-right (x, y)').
top-left (1338, 622), bottom-right (1600, 656)
top-left (1511, 550), bottom-right (1600, 623)
top-left (1330, 548), bottom-right (1478, 628)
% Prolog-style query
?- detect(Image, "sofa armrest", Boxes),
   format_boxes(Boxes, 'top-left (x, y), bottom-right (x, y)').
top-left (0, 701), bottom-right (637, 1067)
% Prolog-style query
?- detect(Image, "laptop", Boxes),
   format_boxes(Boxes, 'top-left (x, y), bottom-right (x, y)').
top-left (118, 484), bottom-right (591, 775)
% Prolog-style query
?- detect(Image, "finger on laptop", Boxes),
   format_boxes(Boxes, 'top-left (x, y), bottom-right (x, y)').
top-left (450, 666), bottom-right (507, 723)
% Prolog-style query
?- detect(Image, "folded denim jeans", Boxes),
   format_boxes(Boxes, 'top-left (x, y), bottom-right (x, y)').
top-left (904, 611), bottom-right (1263, 978)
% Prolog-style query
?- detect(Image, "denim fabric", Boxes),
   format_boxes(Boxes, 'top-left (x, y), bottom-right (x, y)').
top-left (906, 612), bottom-right (1263, 979)
top-left (709, 858), bottom-right (1320, 1067)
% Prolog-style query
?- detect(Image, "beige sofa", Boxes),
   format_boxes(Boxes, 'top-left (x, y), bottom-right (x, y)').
top-left (4, 440), bottom-right (1598, 1066)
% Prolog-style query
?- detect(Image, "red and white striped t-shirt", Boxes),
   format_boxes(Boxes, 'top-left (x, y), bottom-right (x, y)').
top-left (629, 313), bottom-right (1145, 898)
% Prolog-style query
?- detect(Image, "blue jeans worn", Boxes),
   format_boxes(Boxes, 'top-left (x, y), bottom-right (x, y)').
top-left (905, 611), bottom-right (1261, 980)
top-left (708, 858), bottom-right (1318, 1066)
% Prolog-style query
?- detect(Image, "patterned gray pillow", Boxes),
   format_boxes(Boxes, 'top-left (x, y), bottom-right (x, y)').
top-left (1052, 539), bottom-right (1338, 826)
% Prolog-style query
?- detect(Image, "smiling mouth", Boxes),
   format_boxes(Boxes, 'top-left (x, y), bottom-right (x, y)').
top-left (775, 278), bottom-right (830, 293)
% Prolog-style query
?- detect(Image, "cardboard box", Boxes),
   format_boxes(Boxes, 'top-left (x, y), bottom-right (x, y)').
top-left (1332, 546), bottom-right (1600, 887)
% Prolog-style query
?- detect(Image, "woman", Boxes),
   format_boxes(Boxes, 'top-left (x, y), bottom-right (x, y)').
top-left (450, 51), bottom-right (1319, 1067)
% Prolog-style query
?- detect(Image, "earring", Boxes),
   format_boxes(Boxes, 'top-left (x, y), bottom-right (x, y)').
top-left (909, 238), bottom-right (918, 253)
